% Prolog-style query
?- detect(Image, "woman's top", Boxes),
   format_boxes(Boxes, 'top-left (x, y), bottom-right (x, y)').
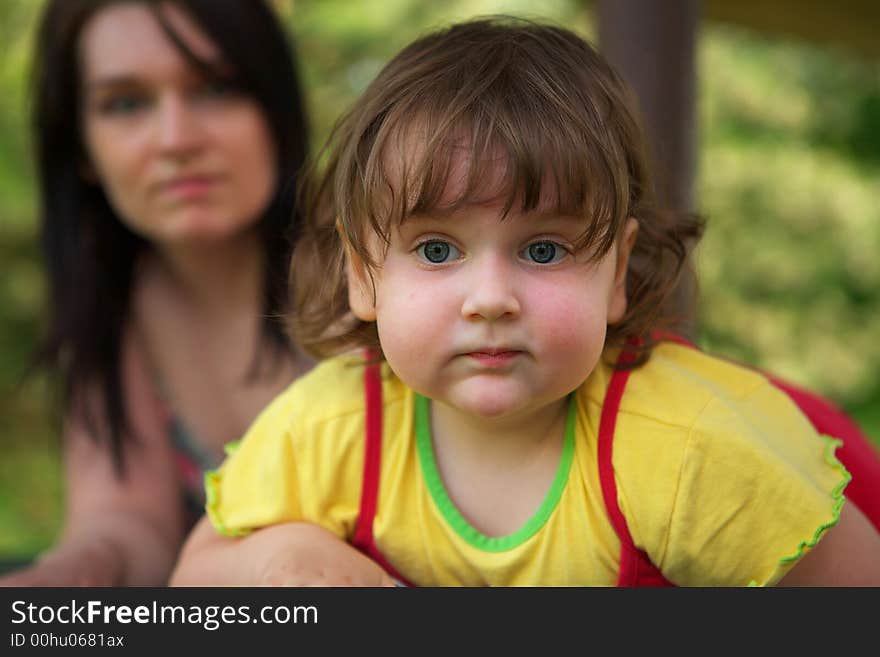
top-left (168, 414), bottom-right (224, 526)
top-left (150, 368), bottom-right (222, 526)
top-left (204, 342), bottom-right (849, 586)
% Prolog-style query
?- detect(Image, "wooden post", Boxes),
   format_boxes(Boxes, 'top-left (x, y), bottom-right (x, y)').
top-left (597, 0), bottom-right (700, 338)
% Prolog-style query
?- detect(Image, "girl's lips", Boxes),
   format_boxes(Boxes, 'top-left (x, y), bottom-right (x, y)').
top-left (466, 350), bottom-right (522, 367)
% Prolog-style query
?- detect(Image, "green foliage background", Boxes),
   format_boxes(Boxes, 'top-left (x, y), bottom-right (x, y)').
top-left (1, 0), bottom-right (878, 559)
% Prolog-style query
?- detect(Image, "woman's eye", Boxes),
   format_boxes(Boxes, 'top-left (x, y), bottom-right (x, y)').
top-left (99, 94), bottom-right (148, 115)
top-left (202, 79), bottom-right (230, 97)
top-left (417, 240), bottom-right (460, 264)
top-left (522, 241), bottom-right (566, 264)
top-left (194, 78), bottom-right (240, 101)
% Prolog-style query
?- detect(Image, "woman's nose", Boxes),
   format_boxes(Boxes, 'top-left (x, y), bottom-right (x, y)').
top-left (155, 94), bottom-right (202, 155)
top-left (460, 254), bottom-right (521, 322)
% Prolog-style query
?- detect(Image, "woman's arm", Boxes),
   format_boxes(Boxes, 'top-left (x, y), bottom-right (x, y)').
top-left (0, 332), bottom-right (185, 587)
top-left (170, 515), bottom-right (395, 587)
top-left (0, 423), bottom-right (184, 587)
top-left (777, 502), bottom-right (880, 586)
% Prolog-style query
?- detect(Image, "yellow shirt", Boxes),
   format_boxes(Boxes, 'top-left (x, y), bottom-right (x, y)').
top-left (206, 342), bottom-right (849, 586)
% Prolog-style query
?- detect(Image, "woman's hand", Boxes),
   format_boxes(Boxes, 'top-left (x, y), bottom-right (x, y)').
top-left (0, 537), bottom-right (124, 587)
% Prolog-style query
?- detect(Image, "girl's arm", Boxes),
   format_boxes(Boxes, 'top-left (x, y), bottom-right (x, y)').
top-left (170, 515), bottom-right (395, 586)
top-left (777, 502), bottom-right (880, 586)
top-left (0, 333), bottom-right (185, 587)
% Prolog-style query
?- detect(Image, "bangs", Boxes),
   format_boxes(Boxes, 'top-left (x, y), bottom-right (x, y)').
top-left (377, 115), bottom-right (622, 258)
top-left (150, 4), bottom-right (245, 89)
top-left (336, 23), bottom-right (636, 266)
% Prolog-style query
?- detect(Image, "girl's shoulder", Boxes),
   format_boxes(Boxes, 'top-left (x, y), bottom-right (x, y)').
top-left (207, 353), bottom-right (408, 538)
top-left (223, 352), bottom-right (409, 469)
top-left (619, 341), bottom-right (778, 427)
top-left (612, 342), bottom-right (837, 473)
top-left (578, 341), bottom-right (789, 443)
top-left (285, 353), bottom-right (408, 427)
top-left (588, 341), bottom-right (849, 586)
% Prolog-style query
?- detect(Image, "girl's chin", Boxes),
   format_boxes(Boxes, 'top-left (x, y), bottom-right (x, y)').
top-left (445, 381), bottom-right (536, 421)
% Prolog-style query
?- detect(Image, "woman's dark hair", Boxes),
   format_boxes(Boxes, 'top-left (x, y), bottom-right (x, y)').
top-left (32, 0), bottom-right (309, 472)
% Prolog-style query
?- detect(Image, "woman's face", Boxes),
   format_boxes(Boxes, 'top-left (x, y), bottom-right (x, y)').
top-left (79, 2), bottom-right (277, 246)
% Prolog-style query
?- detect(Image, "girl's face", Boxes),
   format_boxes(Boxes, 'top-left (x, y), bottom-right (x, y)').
top-left (79, 2), bottom-right (277, 246)
top-left (348, 175), bottom-right (637, 422)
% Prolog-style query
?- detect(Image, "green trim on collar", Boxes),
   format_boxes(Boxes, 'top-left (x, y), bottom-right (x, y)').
top-left (414, 393), bottom-right (576, 552)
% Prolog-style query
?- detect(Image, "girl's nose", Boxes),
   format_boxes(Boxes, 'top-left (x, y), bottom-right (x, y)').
top-left (460, 254), bottom-right (521, 322)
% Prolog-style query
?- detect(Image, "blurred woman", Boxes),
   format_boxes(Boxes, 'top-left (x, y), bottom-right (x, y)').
top-left (0, 0), bottom-right (312, 585)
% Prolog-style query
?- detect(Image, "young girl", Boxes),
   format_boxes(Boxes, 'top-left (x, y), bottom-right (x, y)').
top-left (171, 18), bottom-right (880, 586)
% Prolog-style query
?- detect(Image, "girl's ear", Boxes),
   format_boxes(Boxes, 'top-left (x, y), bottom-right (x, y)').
top-left (342, 236), bottom-right (377, 322)
top-left (607, 217), bottom-right (639, 324)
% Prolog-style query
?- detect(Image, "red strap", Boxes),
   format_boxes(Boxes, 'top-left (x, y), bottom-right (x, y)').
top-left (351, 358), bottom-right (382, 551)
top-left (652, 330), bottom-right (693, 348)
top-left (351, 355), bottom-right (416, 586)
top-left (598, 341), bottom-right (674, 587)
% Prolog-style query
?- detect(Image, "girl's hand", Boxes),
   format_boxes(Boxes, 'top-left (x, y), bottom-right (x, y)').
top-left (171, 516), bottom-right (396, 587)
top-left (256, 524), bottom-right (396, 587)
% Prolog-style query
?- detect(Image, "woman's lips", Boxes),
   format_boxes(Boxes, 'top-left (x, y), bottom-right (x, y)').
top-left (162, 176), bottom-right (219, 199)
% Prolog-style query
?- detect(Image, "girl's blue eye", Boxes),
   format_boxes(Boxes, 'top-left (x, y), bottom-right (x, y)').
top-left (523, 241), bottom-right (565, 264)
top-left (417, 240), bottom-right (459, 263)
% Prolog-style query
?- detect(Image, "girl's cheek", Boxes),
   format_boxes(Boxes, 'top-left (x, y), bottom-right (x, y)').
top-left (529, 286), bottom-right (606, 347)
top-left (529, 284), bottom-right (584, 321)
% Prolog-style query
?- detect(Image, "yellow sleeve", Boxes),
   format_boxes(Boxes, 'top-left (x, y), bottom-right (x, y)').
top-left (205, 354), bottom-right (372, 541)
top-left (660, 381), bottom-right (850, 586)
top-left (205, 383), bottom-right (305, 537)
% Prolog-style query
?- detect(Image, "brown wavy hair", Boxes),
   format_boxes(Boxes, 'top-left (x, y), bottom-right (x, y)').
top-left (291, 16), bottom-right (704, 368)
